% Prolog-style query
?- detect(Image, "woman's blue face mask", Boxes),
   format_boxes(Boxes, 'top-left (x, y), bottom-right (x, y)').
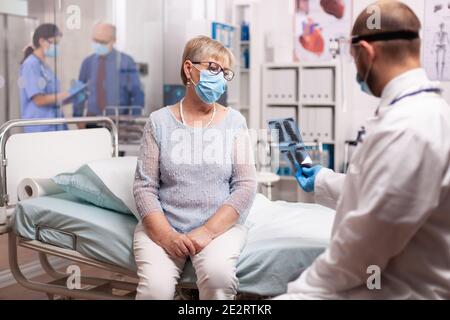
top-left (44, 43), bottom-right (59, 58)
top-left (191, 66), bottom-right (227, 105)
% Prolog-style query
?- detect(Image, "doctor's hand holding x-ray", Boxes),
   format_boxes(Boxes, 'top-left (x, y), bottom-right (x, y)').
top-left (278, 0), bottom-right (450, 300)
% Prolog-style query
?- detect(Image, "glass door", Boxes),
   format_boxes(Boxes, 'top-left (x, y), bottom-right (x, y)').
top-left (0, 14), bottom-right (6, 125)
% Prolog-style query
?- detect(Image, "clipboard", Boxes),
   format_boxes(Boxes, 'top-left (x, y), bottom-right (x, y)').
top-left (62, 83), bottom-right (87, 104)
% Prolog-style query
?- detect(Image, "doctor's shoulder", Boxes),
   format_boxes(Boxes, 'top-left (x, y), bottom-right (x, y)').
top-left (80, 53), bottom-right (96, 63)
top-left (79, 54), bottom-right (96, 72)
top-left (381, 100), bottom-right (450, 148)
top-left (118, 52), bottom-right (138, 68)
top-left (386, 94), bottom-right (445, 123)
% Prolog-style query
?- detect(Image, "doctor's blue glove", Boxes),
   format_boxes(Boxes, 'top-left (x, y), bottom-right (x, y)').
top-left (69, 80), bottom-right (85, 93)
top-left (74, 91), bottom-right (88, 105)
top-left (69, 80), bottom-right (88, 105)
top-left (295, 165), bottom-right (323, 193)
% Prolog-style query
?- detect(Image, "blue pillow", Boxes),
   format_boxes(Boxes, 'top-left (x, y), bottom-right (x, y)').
top-left (52, 164), bottom-right (132, 215)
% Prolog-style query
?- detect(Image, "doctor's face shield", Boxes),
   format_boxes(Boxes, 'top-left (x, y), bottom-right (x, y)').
top-left (350, 30), bottom-right (421, 61)
top-left (350, 30), bottom-right (420, 94)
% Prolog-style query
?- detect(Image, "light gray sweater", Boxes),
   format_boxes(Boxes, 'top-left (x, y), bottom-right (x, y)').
top-left (133, 106), bottom-right (257, 233)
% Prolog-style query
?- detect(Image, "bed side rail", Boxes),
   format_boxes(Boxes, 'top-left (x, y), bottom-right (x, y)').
top-left (0, 117), bottom-right (118, 232)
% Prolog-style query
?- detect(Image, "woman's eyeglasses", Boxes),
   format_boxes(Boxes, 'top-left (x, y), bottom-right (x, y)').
top-left (191, 61), bottom-right (235, 81)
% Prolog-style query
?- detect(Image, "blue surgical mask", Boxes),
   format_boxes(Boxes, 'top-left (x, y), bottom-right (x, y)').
top-left (355, 49), bottom-right (374, 96)
top-left (192, 70), bottom-right (227, 104)
top-left (92, 42), bottom-right (110, 56)
top-left (44, 44), bottom-right (59, 58)
top-left (356, 73), bottom-right (373, 96)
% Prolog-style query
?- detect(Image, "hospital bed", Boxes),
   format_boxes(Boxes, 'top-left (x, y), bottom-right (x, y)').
top-left (0, 118), bottom-right (334, 300)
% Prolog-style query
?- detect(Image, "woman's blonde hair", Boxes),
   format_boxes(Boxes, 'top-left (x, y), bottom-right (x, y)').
top-left (180, 36), bottom-right (235, 85)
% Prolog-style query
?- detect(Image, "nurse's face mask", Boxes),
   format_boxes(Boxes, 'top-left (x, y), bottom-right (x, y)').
top-left (43, 39), bottom-right (59, 58)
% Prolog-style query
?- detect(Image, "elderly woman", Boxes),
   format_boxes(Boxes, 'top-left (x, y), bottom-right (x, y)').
top-left (133, 36), bottom-right (257, 300)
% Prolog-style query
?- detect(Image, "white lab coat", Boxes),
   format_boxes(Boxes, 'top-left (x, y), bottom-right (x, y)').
top-left (279, 69), bottom-right (450, 300)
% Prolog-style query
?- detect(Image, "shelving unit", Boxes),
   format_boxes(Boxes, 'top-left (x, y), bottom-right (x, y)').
top-left (262, 61), bottom-right (344, 203)
top-left (211, 21), bottom-right (242, 112)
top-left (231, 0), bottom-right (263, 131)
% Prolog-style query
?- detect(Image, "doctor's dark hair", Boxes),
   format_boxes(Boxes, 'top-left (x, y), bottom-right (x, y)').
top-left (352, 1), bottom-right (421, 62)
top-left (22, 23), bottom-right (62, 64)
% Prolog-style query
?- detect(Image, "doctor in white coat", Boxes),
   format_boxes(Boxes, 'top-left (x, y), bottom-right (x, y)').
top-left (278, 1), bottom-right (450, 300)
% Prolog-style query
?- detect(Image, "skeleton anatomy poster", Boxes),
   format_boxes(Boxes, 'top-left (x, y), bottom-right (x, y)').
top-left (294, 0), bottom-right (352, 62)
top-left (423, 0), bottom-right (450, 81)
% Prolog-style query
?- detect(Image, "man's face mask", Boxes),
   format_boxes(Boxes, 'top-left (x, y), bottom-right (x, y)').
top-left (354, 46), bottom-right (374, 96)
top-left (92, 42), bottom-right (111, 56)
top-left (351, 30), bottom-right (420, 97)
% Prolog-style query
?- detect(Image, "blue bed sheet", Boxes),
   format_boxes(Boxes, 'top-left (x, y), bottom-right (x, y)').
top-left (13, 193), bottom-right (334, 296)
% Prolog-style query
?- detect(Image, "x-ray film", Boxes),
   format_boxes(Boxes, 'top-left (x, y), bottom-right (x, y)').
top-left (268, 118), bottom-right (313, 173)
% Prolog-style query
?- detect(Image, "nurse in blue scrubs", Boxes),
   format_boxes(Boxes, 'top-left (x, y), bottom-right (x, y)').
top-left (19, 23), bottom-right (70, 133)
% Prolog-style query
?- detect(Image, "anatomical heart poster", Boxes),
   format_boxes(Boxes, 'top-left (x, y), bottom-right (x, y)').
top-left (423, 0), bottom-right (450, 81)
top-left (294, 0), bottom-right (352, 62)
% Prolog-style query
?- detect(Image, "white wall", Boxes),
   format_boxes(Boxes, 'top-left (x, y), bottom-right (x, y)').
top-left (258, 0), bottom-right (450, 140)
top-left (0, 0), bottom-right (28, 16)
top-left (163, 0), bottom-right (195, 85)
top-left (259, 0), bottom-right (295, 63)
top-left (163, 0), bottom-right (234, 86)
top-left (119, 0), bottom-right (164, 112)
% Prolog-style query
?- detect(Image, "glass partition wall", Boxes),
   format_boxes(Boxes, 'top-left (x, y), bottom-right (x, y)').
top-left (37, 0), bottom-right (164, 117)
top-left (0, 13), bottom-right (38, 127)
top-left (1, 0), bottom-right (238, 127)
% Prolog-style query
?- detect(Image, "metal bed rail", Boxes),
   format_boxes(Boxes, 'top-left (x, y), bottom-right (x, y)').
top-left (0, 117), bottom-right (118, 210)
top-left (0, 117), bottom-right (137, 300)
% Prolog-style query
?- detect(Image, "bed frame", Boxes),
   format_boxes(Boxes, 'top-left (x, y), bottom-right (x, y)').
top-left (0, 118), bottom-right (264, 300)
top-left (0, 118), bottom-right (142, 300)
